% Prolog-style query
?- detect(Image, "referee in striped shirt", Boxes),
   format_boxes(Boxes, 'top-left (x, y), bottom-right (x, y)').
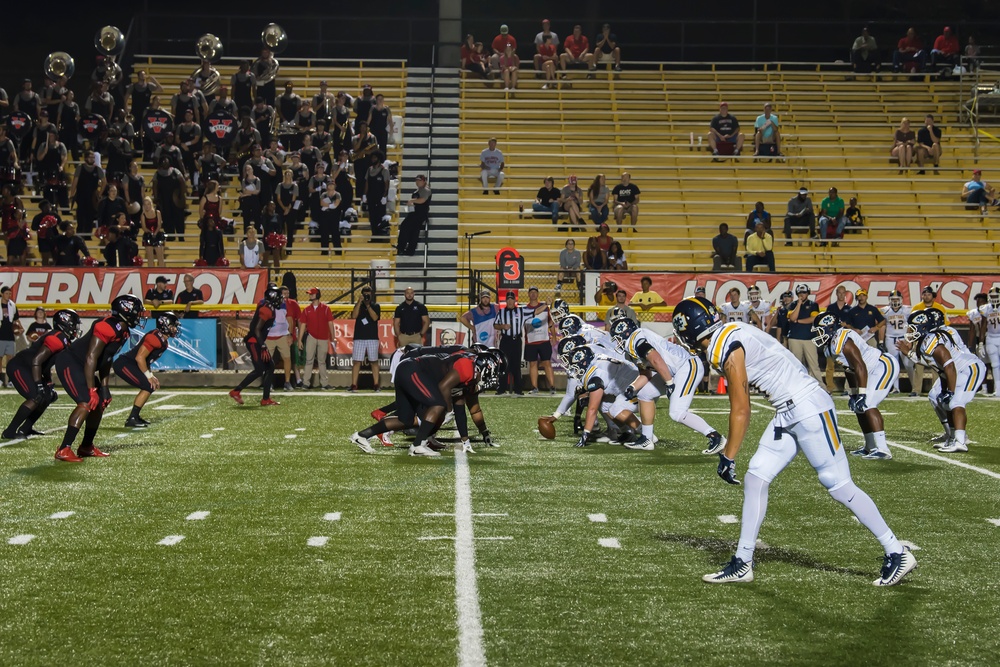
top-left (493, 291), bottom-right (524, 395)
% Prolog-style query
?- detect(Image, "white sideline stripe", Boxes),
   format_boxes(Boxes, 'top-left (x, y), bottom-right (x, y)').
top-left (987, 518), bottom-right (1000, 527)
top-left (307, 536), bottom-right (329, 547)
top-left (750, 399), bottom-right (1000, 481)
top-left (419, 535), bottom-right (455, 541)
top-left (49, 511), bottom-right (75, 519)
top-left (418, 536), bottom-right (512, 541)
top-left (598, 537), bottom-right (621, 549)
top-left (295, 428), bottom-right (306, 431)
top-left (717, 514), bottom-right (739, 524)
top-left (423, 512), bottom-right (508, 517)
top-left (453, 447), bottom-right (486, 667)
top-left (284, 434), bottom-right (297, 439)
top-left (200, 434), bottom-right (214, 439)
top-left (0, 393), bottom-right (178, 449)
top-left (213, 427), bottom-right (226, 431)
top-left (158, 535), bottom-right (184, 546)
top-left (186, 511), bottom-right (210, 521)
top-left (8, 534), bottom-right (36, 545)
top-left (588, 513), bottom-right (608, 523)
top-left (323, 512), bottom-right (341, 521)
top-left (152, 405), bottom-right (190, 411)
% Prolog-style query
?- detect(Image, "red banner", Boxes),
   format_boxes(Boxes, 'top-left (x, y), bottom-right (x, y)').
top-left (332, 320), bottom-right (399, 357)
top-left (602, 272), bottom-right (1000, 320)
top-left (0, 268), bottom-right (268, 306)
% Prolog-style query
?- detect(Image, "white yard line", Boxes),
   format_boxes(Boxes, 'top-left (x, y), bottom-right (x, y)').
top-left (423, 512), bottom-right (508, 518)
top-left (307, 536), bottom-right (329, 547)
top-left (157, 535), bottom-right (185, 546)
top-left (587, 513), bottom-right (607, 523)
top-left (750, 399), bottom-right (1000, 482)
top-left (49, 511), bottom-right (75, 519)
top-left (987, 518), bottom-right (1000, 527)
top-left (598, 538), bottom-right (621, 549)
top-left (0, 394), bottom-right (179, 449)
top-left (453, 447), bottom-right (487, 667)
top-left (284, 434), bottom-right (297, 439)
top-left (717, 515), bottom-right (739, 524)
top-left (323, 512), bottom-right (342, 521)
top-left (8, 534), bottom-right (36, 545)
top-left (186, 511), bottom-right (210, 521)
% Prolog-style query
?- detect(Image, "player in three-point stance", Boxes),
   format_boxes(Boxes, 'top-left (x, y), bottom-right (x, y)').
top-left (230, 285), bottom-right (283, 407)
top-left (114, 312), bottom-right (181, 428)
top-left (671, 296), bottom-right (917, 587)
top-left (812, 314), bottom-right (897, 460)
top-left (565, 344), bottom-right (651, 451)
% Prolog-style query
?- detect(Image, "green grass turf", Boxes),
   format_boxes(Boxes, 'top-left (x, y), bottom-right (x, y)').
top-left (1, 390), bottom-right (999, 666)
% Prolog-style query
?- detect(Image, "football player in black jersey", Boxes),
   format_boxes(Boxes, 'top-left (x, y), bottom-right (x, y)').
top-left (230, 285), bottom-right (283, 406)
top-left (53, 295), bottom-right (144, 462)
top-left (2, 310), bottom-right (82, 439)
top-left (114, 312), bottom-right (180, 428)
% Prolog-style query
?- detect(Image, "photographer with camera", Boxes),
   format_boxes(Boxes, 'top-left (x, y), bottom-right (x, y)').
top-left (349, 285), bottom-right (382, 392)
top-left (593, 280), bottom-right (618, 322)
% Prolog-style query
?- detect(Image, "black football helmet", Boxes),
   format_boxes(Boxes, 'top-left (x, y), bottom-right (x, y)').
top-left (671, 297), bottom-right (723, 352)
top-left (156, 311), bottom-right (181, 337)
top-left (609, 318), bottom-right (640, 354)
top-left (551, 298), bottom-right (571, 322)
top-left (263, 285), bottom-right (283, 308)
top-left (470, 343), bottom-right (490, 354)
top-left (474, 349), bottom-right (507, 389)
top-left (558, 314), bottom-right (584, 337)
top-left (557, 334), bottom-right (586, 367)
top-left (52, 309), bottom-right (82, 339)
top-left (811, 313), bottom-right (842, 348)
top-left (111, 294), bottom-right (145, 328)
top-left (566, 345), bottom-right (595, 380)
top-left (905, 311), bottom-right (935, 343)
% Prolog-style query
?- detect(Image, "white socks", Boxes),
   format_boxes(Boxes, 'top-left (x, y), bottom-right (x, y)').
top-left (829, 481), bottom-right (902, 555)
top-left (641, 423), bottom-right (654, 439)
top-left (735, 473), bottom-right (769, 563)
top-left (674, 411), bottom-right (714, 436)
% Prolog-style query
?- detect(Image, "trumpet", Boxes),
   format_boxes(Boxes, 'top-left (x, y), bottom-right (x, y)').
top-left (193, 34), bottom-right (224, 97)
top-left (44, 51), bottom-right (75, 81)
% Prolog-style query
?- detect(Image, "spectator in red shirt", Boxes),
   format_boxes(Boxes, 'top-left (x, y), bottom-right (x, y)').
top-left (931, 26), bottom-right (961, 73)
top-left (499, 44), bottom-right (520, 92)
top-left (490, 25), bottom-right (517, 73)
top-left (533, 19), bottom-right (559, 73)
top-left (537, 35), bottom-right (558, 88)
top-left (892, 27), bottom-right (927, 73)
top-left (561, 25), bottom-right (594, 77)
top-left (460, 34), bottom-right (490, 80)
top-left (298, 287), bottom-right (335, 390)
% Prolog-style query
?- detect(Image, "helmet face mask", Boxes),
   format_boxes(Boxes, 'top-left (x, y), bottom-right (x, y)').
top-left (53, 309), bottom-right (82, 339)
top-left (905, 311), bottom-right (933, 343)
top-left (609, 318), bottom-right (640, 355)
top-left (558, 315), bottom-right (584, 337)
top-left (474, 349), bottom-right (507, 390)
top-left (989, 287), bottom-right (1000, 308)
top-left (264, 286), bottom-right (283, 308)
top-left (551, 299), bottom-right (570, 322)
top-left (566, 345), bottom-right (595, 380)
top-left (889, 290), bottom-right (903, 309)
top-left (156, 312), bottom-right (181, 338)
top-left (671, 297), bottom-right (722, 352)
top-left (748, 286), bottom-right (761, 304)
top-left (111, 295), bottom-right (146, 329)
top-left (811, 313), bottom-right (840, 348)
top-left (557, 334), bottom-right (585, 367)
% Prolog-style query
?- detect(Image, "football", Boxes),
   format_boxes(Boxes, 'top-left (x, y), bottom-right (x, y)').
top-left (537, 416), bottom-right (557, 440)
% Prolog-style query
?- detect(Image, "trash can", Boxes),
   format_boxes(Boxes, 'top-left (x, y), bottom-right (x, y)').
top-left (370, 258), bottom-right (391, 292)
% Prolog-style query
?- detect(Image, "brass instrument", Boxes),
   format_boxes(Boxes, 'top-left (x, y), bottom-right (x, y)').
top-left (94, 25), bottom-right (124, 88)
top-left (103, 56), bottom-right (123, 87)
top-left (44, 51), bottom-right (76, 81)
top-left (254, 24), bottom-right (287, 85)
top-left (193, 34), bottom-right (224, 97)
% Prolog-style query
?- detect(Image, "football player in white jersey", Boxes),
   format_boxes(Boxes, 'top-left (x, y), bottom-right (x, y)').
top-left (881, 290), bottom-right (913, 393)
top-left (609, 317), bottom-right (726, 453)
top-left (747, 286), bottom-right (772, 330)
top-left (812, 314), bottom-right (898, 459)
top-left (976, 287), bottom-right (1000, 397)
top-left (671, 297), bottom-right (916, 587)
top-left (898, 310), bottom-right (986, 453)
top-left (566, 345), bottom-right (653, 451)
top-left (719, 287), bottom-right (752, 323)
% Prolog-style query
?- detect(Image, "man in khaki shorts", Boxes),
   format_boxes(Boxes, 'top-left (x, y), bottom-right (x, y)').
top-left (393, 286), bottom-right (429, 347)
top-left (266, 285), bottom-right (299, 391)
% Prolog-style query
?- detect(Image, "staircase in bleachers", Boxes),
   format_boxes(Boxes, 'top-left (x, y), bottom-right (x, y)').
top-left (458, 65), bottom-right (1000, 274)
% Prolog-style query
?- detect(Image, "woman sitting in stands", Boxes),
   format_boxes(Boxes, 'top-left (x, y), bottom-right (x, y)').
top-left (891, 117), bottom-right (915, 173)
top-left (595, 223), bottom-right (614, 252)
top-left (583, 235), bottom-right (607, 271)
top-left (607, 241), bottom-right (628, 271)
top-left (140, 196), bottom-right (166, 267)
top-left (499, 44), bottom-right (520, 92)
top-left (460, 34), bottom-right (490, 80)
top-left (587, 174), bottom-right (609, 226)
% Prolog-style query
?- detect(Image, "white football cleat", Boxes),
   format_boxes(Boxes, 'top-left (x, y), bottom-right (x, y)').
top-left (623, 436), bottom-right (654, 451)
top-left (929, 432), bottom-right (950, 444)
top-left (873, 547), bottom-right (917, 587)
top-left (703, 556), bottom-right (754, 583)
top-left (938, 441), bottom-right (968, 453)
top-left (350, 433), bottom-right (376, 454)
top-left (410, 444), bottom-right (441, 457)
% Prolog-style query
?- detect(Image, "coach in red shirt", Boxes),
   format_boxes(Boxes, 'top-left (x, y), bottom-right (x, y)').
top-left (298, 287), bottom-right (336, 390)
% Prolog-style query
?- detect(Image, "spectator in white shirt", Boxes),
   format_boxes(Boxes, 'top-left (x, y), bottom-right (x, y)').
top-left (480, 138), bottom-right (504, 195)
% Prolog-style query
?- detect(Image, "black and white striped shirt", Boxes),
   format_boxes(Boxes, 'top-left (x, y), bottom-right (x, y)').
top-left (495, 305), bottom-right (523, 339)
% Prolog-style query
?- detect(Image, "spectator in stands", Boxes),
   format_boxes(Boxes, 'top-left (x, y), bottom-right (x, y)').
top-left (368, 94), bottom-right (394, 155)
top-left (851, 26), bottom-right (881, 74)
top-left (595, 223), bottom-right (614, 253)
top-left (559, 239), bottom-right (582, 284)
top-left (97, 184), bottom-right (129, 235)
top-left (537, 36), bottom-right (559, 88)
top-left (393, 287), bottom-right (429, 347)
top-left (611, 172), bottom-right (640, 233)
top-left (561, 25), bottom-right (594, 77)
top-left (534, 19), bottom-right (559, 72)
top-left (607, 241), bottom-right (627, 270)
top-left (199, 216), bottom-right (225, 266)
top-left (5, 209), bottom-right (28, 266)
top-left (594, 24), bottom-right (622, 73)
top-left (583, 236), bottom-right (608, 271)
top-left (490, 25), bottom-right (517, 73)
top-left (753, 103), bottom-right (781, 156)
top-left (745, 201), bottom-right (771, 240)
top-left (239, 162), bottom-right (262, 232)
top-left (140, 196), bottom-right (166, 268)
top-left (559, 175), bottom-right (584, 233)
top-left (69, 149), bottom-right (105, 238)
top-left (965, 36), bottom-right (981, 71)
top-left (176, 274), bottom-right (204, 319)
top-left (461, 35), bottom-right (491, 80)
top-left (893, 27), bottom-right (926, 73)
top-left (745, 221), bottom-right (775, 272)
top-left (709, 102), bottom-right (744, 157)
top-left (630, 276), bottom-right (666, 319)
top-left (891, 117), bottom-right (916, 172)
top-left (144, 276), bottom-right (174, 308)
top-left (783, 186), bottom-right (816, 244)
top-left (846, 196), bottom-right (865, 231)
top-left (298, 287), bottom-right (335, 390)
top-left (594, 280), bottom-right (617, 315)
top-left (480, 137), bottom-right (504, 195)
top-left (152, 155), bottom-right (187, 242)
top-left (30, 200), bottom-right (59, 266)
top-left (238, 226), bottom-right (263, 269)
top-left (364, 152), bottom-right (392, 243)
top-left (712, 222), bottom-right (741, 271)
top-left (916, 114), bottom-right (942, 174)
top-left (533, 176), bottom-right (561, 225)
top-left (819, 186), bottom-right (848, 242)
top-left (587, 174), bottom-right (610, 226)
top-left (53, 222), bottom-right (90, 266)
top-left (397, 174), bottom-right (432, 257)
top-left (931, 26), bottom-right (961, 74)
top-left (605, 289), bottom-right (638, 328)
top-left (962, 169), bottom-right (999, 215)
top-left (318, 181), bottom-right (343, 256)
top-left (499, 44), bottom-right (521, 93)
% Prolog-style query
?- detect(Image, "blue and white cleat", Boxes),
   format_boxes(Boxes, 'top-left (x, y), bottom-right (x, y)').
top-left (702, 432), bottom-right (727, 455)
top-left (873, 547), bottom-right (917, 587)
top-left (703, 556), bottom-right (754, 583)
top-left (862, 450), bottom-right (893, 460)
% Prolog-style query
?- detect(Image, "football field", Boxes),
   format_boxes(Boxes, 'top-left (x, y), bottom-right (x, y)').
top-left (1, 390), bottom-right (998, 666)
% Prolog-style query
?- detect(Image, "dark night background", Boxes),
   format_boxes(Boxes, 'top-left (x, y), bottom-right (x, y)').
top-left (2, 0), bottom-right (997, 100)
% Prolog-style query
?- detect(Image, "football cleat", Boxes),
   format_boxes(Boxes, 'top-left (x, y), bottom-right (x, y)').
top-left (125, 417), bottom-right (149, 428)
top-left (442, 411), bottom-right (455, 426)
top-left (850, 446), bottom-right (872, 456)
top-left (862, 450), bottom-right (893, 460)
top-left (2, 429), bottom-right (27, 440)
top-left (55, 446), bottom-right (83, 463)
top-left (409, 444), bottom-right (441, 457)
top-left (350, 433), bottom-right (376, 454)
top-left (938, 441), bottom-right (968, 453)
top-left (370, 409), bottom-right (387, 421)
top-left (260, 398), bottom-right (280, 406)
top-left (623, 436), bottom-right (654, 451)
top-left (703, 556), bottom-right (754, 583)
top-left (20, 428), bottom-right (46, 437)
top-left (77, 445), bottom-right (109, 458)
top-left (426, 436), bottom-right (448, 452)
top-left (229, 390), bottom-right (244, 405)
top-left (929, 432), bottom-right (949, 444)
top-left (377, 432), bottom-right (394, 447)
top-left (873, 547), bottom-right (917, 587)
top-left (702, 432), bottom-right (727, 455)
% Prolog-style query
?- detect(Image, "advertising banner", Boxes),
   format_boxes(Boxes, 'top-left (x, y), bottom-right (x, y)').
top-left (118, 318), bottom-right (217, 371)
top-left (0, 268), bottom-right (268, 308)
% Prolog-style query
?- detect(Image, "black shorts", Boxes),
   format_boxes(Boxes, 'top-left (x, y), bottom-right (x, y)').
top-left (394, 362), bottom-right (446, 425)
top-left (524, 341), bottom-right (552, 363)
top-left (55, 355), bottom-right (94, 405)
top-left (113, 356), bottom-right (154, 392)
top-left (5, 358), bottom-right (35, 399)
